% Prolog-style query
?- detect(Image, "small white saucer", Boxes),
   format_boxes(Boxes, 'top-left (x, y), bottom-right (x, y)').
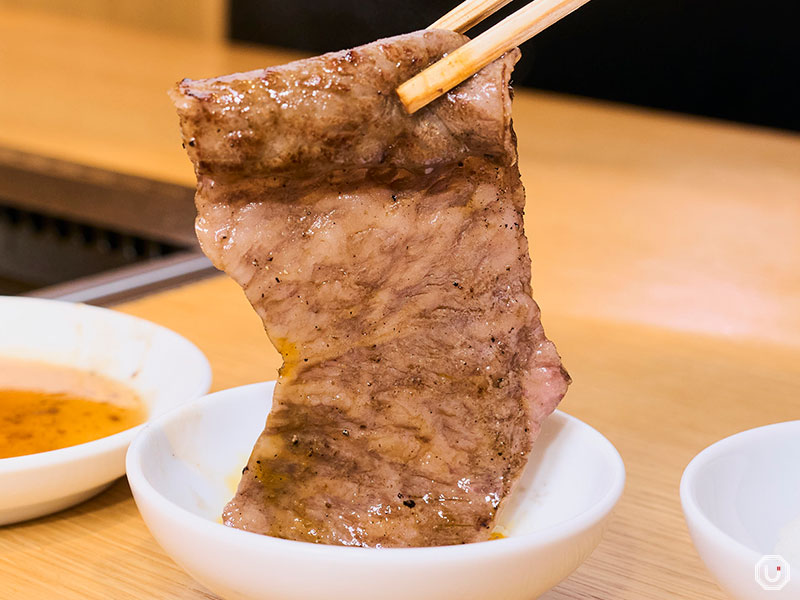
top-left (681, 420), bottom-right (800, 599)
top-left (128, 381), bottom-right (625, 600)
top-left (0, 296), bottom-right (211, 525)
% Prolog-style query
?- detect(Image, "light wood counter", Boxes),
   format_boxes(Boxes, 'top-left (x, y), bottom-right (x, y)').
top-left (1, 6), bottom-right (799, 600)
top-left (0, 7), bottom-right (298, 187)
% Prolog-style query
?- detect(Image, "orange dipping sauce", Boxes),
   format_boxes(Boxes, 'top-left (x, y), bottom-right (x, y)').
top-left (0, 358), bottom-right (146, 459)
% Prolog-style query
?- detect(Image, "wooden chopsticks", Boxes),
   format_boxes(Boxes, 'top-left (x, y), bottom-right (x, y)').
top-left (397, 0), bottom-right (592, 113)
top-left (429, 0), bottom-right (515, 34)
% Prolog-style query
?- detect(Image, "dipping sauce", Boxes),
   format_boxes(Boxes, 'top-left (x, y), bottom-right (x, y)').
top-left (0, 358), bottom-right (146, 459)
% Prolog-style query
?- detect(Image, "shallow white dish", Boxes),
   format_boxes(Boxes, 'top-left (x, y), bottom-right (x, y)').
top-left (127, 381), bottom-right (625, 600)
top-left (681, 421), bottom-right (800, 599)
top-left (0, 296), bottom-right (211, 525)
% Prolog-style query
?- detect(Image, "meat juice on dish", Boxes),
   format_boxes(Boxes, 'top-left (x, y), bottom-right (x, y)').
top-left (172, 29), bottom-right (570, 547)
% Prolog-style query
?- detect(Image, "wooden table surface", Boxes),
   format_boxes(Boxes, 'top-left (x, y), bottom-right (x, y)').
top-left (1, 6), bottom-right (799, 600)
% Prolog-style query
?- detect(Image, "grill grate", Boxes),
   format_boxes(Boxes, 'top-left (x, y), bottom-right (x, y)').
top-left (0, 203), bottom-right (183, 294)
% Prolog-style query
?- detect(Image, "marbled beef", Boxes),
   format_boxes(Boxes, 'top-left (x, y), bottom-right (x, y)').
top-left (172, 29), bottom-right (569, 548)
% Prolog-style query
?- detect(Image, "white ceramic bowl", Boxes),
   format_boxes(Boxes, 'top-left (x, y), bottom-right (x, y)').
top-left (127, 381), bottom-right (625, 600)
top-left (0, 296), bottom-right (211, 525)
top-left (681, 421), bottom-right (800, 599)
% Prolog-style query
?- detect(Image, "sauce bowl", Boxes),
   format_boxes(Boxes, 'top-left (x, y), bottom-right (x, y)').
top-left (681, 421), bottom-right (800, 599)
top-left (0, 296), bottom-right (211, 524)
top-left (127, 381), bottom-right (625, 600)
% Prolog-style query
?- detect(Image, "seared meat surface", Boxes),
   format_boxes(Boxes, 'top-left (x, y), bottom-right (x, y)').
top-left (173, 29), bottom-right (569, 548)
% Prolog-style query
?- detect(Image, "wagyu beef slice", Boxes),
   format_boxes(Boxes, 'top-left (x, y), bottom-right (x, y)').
top-left (172, 29), bottom-right (570, 548)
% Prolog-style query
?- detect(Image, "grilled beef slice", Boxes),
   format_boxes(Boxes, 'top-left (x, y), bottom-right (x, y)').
top-left (172, 29), bottom-right (570, 548)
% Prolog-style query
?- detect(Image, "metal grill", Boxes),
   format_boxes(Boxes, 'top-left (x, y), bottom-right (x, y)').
top-left (0, 148), bottom-right (217, 305)
top-left (0, 204), bottom-right (182, 295)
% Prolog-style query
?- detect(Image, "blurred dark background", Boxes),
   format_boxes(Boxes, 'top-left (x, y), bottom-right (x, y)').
top-left (230, 0), bottom-right (800, 132)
